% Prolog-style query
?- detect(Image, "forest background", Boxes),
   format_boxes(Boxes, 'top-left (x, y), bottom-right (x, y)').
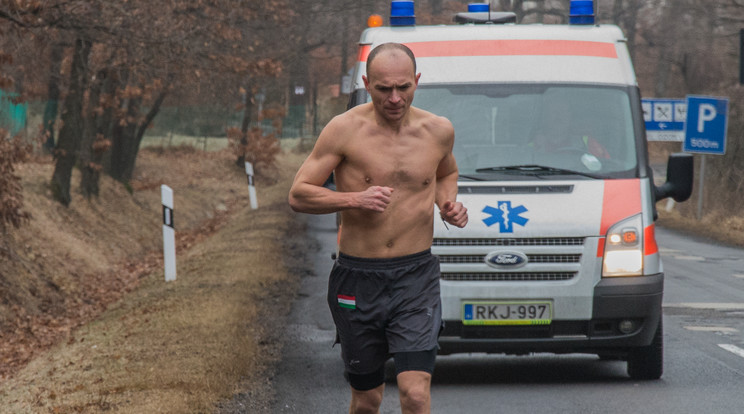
top-left (2, 0), bottom-right (744, 412)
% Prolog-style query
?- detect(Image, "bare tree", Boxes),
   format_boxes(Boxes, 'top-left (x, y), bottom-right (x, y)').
top-left (51, 37), bottom-right (91, 206)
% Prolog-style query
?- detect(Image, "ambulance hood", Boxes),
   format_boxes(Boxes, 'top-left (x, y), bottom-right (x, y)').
top-left (436, 179), bottom-right (642, 238)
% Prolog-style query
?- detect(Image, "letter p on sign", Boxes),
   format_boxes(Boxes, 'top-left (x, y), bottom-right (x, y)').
top-left (697, 103), bottom-right (717, 133)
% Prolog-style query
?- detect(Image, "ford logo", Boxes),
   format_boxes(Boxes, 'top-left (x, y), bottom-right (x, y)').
top-left (485, 251), bottom-right (528, 269)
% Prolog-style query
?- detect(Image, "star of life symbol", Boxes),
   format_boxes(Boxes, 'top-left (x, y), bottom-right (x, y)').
top-left (482, 201), bottom-right (529, 233)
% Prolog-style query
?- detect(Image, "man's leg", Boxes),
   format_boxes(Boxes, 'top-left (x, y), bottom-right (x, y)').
top-left (397, 371), bottom-right (432, 414)
top-left (350, 384), bottom-right (385, 414)
top-left (393, 349), bottom-right (437, 414)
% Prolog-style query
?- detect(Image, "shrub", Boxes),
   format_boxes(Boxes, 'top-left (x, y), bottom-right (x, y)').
top-left (227, 127), bottom-right (281, 173)
top-left (0, 132), bottom-right (31, 231)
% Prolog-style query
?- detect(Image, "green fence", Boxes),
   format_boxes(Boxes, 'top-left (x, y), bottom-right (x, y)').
top-left (0, 90), bottom-right (28, 136)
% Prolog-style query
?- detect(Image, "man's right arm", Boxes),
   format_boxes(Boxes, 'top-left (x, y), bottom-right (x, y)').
top-left (288, 117), bottom-right (393, 214)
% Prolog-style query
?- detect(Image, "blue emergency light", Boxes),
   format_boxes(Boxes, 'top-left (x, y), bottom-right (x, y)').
top-left (468, 3), bottom-right (489, 12)
top-left (455, 2), bottom-right (515, 24)
top-left (569, 0), bottom-right (595, 25)
top-left (390, 1), bottom-right (415, 26)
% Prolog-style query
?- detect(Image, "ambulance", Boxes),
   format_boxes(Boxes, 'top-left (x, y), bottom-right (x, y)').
top-left (345, 1), bottom-right (693, 379)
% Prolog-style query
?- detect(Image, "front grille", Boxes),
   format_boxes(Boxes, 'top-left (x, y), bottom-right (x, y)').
top-left (439, 254), bottom-right (581, 264)
top-left (433, 237), bottom-right (584, 247)
top-left (435, 237), bottom-right (584, 283)
top-left (441, 272), bottom-right (575, 282)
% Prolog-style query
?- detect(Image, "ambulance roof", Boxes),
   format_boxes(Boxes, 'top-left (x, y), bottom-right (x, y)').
top-left (354, 24), bottom-right (636, 88)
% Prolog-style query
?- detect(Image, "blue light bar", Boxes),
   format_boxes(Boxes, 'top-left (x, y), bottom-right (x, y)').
top-left (468, 3), bottom-right (489, 12)
top-left (569, 0), bottom-right (595, 25)
top-left (390, 1), bottom-right (415, 26)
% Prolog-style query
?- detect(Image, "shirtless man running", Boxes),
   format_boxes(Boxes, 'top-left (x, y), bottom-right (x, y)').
top-left (289, 43), bottom-right (468, 414)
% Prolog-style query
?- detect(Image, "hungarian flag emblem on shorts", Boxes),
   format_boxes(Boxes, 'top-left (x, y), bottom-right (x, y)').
top-left (337, 295), bottom-right (356, 309)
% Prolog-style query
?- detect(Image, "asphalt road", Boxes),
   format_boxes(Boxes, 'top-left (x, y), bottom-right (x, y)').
top-left (270, 213), bottom-right (744, 414)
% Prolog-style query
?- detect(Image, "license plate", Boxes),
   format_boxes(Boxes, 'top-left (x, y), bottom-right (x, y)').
top-left (462, 301), bottom-right (552, 325)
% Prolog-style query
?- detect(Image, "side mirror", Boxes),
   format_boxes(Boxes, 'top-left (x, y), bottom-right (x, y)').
top-left (654, 153), bottom-right (693, 202)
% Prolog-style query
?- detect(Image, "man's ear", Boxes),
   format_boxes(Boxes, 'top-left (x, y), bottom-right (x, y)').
top-left (415, 73), bottom-right (421, 85)
top-left (362, 75), bottom-right (370, 91)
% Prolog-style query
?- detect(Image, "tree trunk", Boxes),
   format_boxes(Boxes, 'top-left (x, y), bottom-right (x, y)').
top-left (103, 68), bottom-right (129, 177)
top-left (240, 85), bottom-right (253, 135)
top-left (431, 0), bottom-right (443, 15)
top-left (535, 0), bottom-right (545, 23)
top-left (109, 86), bottom-right (168, 183)
top-left (626, 2), bottom-right (640, 62)
top-left (79, 69), bottom-right (108, 198)
top-left (612, 0), bottom-right (640, 62)
top-left (128, 88), bottom-right (168, 172)
top-left (42, 43), bottom-right (64, 153)
top-left (312, 80), bottom-right (319, 137)
top-left (653, 2), bottom-right (680, 97)
top-left (236, 83), bottom-right (254, 166)
top-left (51, 38), bottom-right (91, 206)
top-left (513, 0), bottom-right (525, 22)
top-left (96, 68), bottom-right (116, 174)
top-left (109, 96), bottom-right (141, 184)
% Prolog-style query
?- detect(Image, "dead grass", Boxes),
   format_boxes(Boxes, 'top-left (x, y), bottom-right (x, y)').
top-left (0, 146), bottom-right (253, 377)
top-left (0, 144), bottom-right (312, 413)
top-left (657, 204), bottom-right (744, 247)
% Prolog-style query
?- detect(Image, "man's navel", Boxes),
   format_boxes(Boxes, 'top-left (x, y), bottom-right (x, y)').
top-left (365, 176), bottom-right (372, 184)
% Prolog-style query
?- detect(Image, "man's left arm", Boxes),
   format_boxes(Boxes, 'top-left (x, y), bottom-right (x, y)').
top-left (435, 123), bottom-right (468, 228)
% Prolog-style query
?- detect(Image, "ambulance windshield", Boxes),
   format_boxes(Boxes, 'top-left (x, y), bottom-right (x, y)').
top-left (412, 84), bottom-right (638, 178)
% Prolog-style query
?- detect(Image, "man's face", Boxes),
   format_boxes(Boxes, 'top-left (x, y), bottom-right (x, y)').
top-left (363, 50), bottom-right (420, 123)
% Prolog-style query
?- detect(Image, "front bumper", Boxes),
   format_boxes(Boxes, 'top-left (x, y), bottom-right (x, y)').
top-left (438, 273), bottom-right (663, 356)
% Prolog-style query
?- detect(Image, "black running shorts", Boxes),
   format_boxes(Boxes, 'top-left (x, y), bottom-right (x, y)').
top-left (327, 249), bottom-right (443, 382)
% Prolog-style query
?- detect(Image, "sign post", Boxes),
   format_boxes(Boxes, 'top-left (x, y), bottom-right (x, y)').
top-left (245, 161), bottom-right (258, 210)
top-left (161, 185), bottom-right (177, 282)
top-left (683, 95), bottom-right (729, 220)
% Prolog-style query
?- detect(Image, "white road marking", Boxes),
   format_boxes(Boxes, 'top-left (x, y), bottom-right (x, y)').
top-left (673, 255), bottom-right (706, 261)
top-left (664, 303), bottom-right (744, 311)
top-left (733, 274), bottom-right (744, 279)
top-left (684, 326), bottom-right (738, 333)
top-left (718, 344), bottom-right (744, 359)
top-left (658, 247), bottom-right (681, 254)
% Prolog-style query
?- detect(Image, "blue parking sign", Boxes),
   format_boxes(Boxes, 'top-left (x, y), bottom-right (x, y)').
top-left (683, 96), bottom-right (728, 155)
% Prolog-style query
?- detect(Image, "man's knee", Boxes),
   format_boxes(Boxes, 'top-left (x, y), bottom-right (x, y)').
top-left (399, 382), bottom-right (429, 406)
top-left (397, 371), bottom-right (431, 412)
top-left (350, 385), bottom-right (384, 414)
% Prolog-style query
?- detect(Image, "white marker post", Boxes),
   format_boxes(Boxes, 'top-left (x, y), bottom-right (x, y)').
top-left (161, 185), bottom-right (177, 282)
top-left (245, 161), bottom-right (258, 210)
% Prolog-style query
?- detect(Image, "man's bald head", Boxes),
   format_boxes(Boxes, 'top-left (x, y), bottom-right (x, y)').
top-left (366, 43), bottom-right (417, 78)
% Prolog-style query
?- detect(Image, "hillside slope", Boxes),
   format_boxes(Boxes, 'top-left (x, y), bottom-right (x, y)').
top-left (0, 146), bottom-right (310, 413)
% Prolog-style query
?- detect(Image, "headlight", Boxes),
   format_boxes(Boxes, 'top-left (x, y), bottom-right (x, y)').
top-left (602, 214), bottom-right (643, 277)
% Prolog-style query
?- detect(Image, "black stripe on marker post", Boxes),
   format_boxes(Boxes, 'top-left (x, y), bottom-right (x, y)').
top-left (163, 205), bottom-right (174, 228)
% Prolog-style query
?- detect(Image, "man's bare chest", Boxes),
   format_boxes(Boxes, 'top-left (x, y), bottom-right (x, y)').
top-left (345, 137), bottom-right (441, 184)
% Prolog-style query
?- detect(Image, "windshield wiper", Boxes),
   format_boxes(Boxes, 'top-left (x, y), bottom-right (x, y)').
top-left (458, 173), bottom-right (487, 181)
top-left (475, 164), bottom-right (603, 179)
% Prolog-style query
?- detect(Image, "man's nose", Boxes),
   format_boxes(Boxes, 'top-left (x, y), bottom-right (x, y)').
top-left (388, 90), bottom-right (402, 103)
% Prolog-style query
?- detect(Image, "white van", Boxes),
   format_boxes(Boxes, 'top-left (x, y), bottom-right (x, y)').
top-left (345, 1), bottom-right (693, 379)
